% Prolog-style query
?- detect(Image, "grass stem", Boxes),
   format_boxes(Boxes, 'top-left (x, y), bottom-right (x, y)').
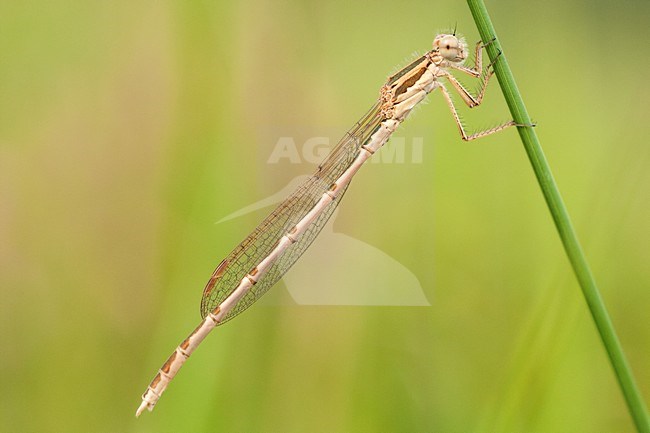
top-left (466, 1), bottom-right (650, 431)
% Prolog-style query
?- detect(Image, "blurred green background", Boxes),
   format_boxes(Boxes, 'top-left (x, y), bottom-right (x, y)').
top-left (1, 1), bottom-right (649, 432)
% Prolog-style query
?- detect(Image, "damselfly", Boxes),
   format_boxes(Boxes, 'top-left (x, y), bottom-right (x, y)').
top-left (136, 32), bottom-right (526, 416)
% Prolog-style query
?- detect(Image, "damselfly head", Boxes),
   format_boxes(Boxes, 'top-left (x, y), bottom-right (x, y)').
top-left (433, 34), bottom-right (468, 63)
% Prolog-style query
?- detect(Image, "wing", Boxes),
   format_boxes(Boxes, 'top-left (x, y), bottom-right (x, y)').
top-left (199, 101), bottom-right (383, 322)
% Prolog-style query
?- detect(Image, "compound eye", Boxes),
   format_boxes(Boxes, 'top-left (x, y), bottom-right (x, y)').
top-left (442, 36), bottom-right (458, 49)
top-left (438, 36), bottom-right (459, 59)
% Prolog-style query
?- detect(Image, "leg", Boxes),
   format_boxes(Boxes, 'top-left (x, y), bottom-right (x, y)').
top-left (444, 38), bottom-right (503, 108)
top-left (451, 38), bottom-right (496, 78)
top-left (444, 45), bottom-right (503, 108)
top-left (442, 70), bottom-right (493, 108)
top-left (438, 83), bottom-right (519, 141)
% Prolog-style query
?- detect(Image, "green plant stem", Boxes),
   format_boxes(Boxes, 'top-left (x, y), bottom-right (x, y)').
top-left (466, 1), bottom-right (650, 431)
